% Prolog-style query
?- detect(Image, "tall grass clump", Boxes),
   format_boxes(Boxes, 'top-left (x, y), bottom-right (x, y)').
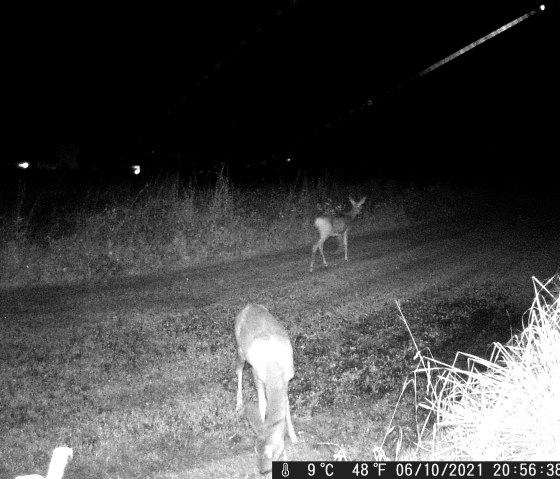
top-left (406, 275), bottom-right (560, 460)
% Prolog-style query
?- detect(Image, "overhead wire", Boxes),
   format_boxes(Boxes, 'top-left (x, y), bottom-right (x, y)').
top-left (296, 3), bottom-right (547, 150)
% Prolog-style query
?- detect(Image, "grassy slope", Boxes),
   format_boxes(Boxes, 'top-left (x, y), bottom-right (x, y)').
top-left (0, 175), bottom-right (458, 287)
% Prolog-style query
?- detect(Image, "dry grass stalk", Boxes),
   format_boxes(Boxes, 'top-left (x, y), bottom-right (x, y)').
top-left (414, 275), bottom-right (560, 460)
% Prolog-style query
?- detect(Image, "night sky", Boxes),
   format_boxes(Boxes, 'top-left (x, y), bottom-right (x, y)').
top-left (4, 0), bottom-right (558, 184)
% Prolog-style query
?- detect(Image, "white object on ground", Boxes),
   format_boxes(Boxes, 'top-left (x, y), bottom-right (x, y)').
top-left (15, 447), bottom-right (73, 479)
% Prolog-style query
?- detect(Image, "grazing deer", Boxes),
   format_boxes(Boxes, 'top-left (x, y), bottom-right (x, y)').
top-left (309, 196), bottom-right (366, 273)
top-left (234, 304), bottom-right (298, 474)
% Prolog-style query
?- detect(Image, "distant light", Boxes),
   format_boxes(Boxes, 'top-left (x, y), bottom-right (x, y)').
top-left (540, 4), bottom-right (545, 10)
top-left (17, 162), bottom-right (29, 169)
top-left (286, 157), bottom-right (291, 163)
top-left (131, 165), bottom-right (141, 175)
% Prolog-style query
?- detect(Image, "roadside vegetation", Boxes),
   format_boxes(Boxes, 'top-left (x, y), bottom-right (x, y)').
top-left (0, 171), bottom-right (464, 287)
top-left (398, 275), bottom-right (560, 461)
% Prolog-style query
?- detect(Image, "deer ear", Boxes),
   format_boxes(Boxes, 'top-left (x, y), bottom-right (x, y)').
top-left (359, 196), bottom-right (367, 205)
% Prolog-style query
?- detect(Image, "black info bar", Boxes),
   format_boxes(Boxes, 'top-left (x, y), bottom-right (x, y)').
top-left (272, 462), bottom-right (560, 479)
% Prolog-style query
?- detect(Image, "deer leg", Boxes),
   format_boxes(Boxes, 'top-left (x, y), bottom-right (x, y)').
top-left (236, 357), bottom-right (244, 412)
top-left (256, 378), bottom-right (267, 423)
top-left (319, 239), bottom-right (328, 266)
top-left (310, 242), bottom-right (318, 272)
top-left (286, 401), bottom-right (298, 443)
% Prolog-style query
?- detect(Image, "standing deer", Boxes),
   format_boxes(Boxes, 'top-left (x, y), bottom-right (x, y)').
top-left (309, 196), bottom-right (366, 273)
top-left (234, 304), bottom-right (298, 474)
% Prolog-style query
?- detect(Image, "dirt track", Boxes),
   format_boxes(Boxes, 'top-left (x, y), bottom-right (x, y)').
top-left (3, 197), bottom-right (558, 321)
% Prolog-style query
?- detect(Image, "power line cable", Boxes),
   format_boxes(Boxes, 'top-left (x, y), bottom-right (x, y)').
top-left (296, 3), bottom-right (547, 150)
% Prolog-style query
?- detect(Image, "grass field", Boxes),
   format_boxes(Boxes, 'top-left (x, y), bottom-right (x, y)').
top-left (1, 176), bottom-right (558, 477)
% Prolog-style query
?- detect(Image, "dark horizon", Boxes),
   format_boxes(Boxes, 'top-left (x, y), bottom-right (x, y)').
top-left (4, 0), bottom-right (558, 186)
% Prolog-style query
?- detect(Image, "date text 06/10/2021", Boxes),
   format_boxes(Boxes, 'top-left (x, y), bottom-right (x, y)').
top-left (271, 462), bottom-right (560, 478)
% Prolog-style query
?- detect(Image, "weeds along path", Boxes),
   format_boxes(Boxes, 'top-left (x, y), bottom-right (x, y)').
top-left (1, 198), bottom-right (559, 477)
